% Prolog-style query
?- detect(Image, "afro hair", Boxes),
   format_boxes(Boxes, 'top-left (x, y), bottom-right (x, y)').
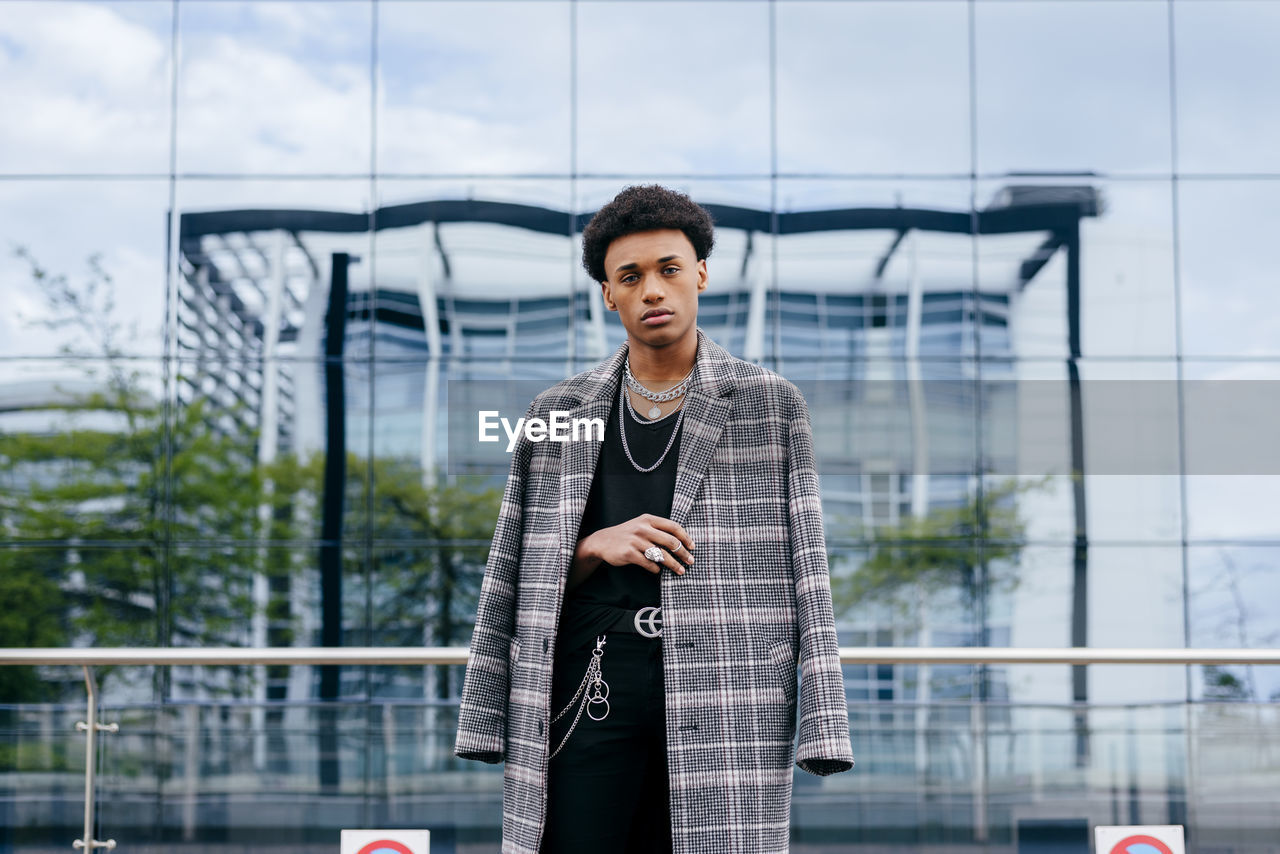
top-left (581, 184), bottom-right (715, 283)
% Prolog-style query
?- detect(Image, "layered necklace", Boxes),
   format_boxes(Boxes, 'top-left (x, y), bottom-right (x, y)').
top-left (624, 359), bottom-right (693, 419)
top-left (619, 359), bottom-right (694, 474)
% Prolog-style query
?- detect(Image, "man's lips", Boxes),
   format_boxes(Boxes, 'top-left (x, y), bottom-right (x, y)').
top-left (642, 310), bottom-right (673, 325)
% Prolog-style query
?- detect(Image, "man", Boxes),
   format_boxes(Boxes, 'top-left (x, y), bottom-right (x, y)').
top-left (456, 185), bottom-right (853, 854)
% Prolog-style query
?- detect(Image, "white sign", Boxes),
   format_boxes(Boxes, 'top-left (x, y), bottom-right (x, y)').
top-left (340, 829), bottom-right (430, 854)
top-left (1094, 825), bottom-right (1184, 854)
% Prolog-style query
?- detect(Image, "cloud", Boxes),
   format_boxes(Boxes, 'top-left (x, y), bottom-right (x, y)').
top-left (0, 1), bottom-right (170, 172)
top-left (1174, 1), bottom-right (1280, 174)
top-left (176, 31), bottom-right (370, 173)
top-left (775, 1), bottom-right (971, 175)
top-left (574, 1), bottom-right (772, 175)
top-left (0, 179), bottom-right (169, 358)
top-left (974, 1), bottom-right (1173, 175)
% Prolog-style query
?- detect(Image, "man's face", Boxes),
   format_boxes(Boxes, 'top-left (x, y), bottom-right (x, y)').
top-left (600, 228), bottom-right (707, 351)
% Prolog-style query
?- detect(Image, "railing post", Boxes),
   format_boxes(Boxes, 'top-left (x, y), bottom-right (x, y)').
top-left (73, 666), bottom-right (117, 851)
top-left (182, 704), bottom-right (200, 841)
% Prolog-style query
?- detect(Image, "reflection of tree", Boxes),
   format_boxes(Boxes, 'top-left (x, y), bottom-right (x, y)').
top-left (1195, 549), bottom-right (1279, 703)
top-left (0, 248), bottom-right (500, 703)
top-left (829, 476), bottom-right (1049, 709)
top-left (358, 458), bottom-right (499, 698)
top-left (831, 477), bottom-right (1045, 624)
top-left (2, 247), bottom-right (303, 697)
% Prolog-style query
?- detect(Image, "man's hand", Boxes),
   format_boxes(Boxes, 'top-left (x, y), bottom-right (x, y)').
top-left (567, 514), bottom-right (695, 592)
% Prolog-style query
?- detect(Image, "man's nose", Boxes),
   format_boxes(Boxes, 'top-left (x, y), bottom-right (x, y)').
top-left (639, 272), bottom-right (665, 300)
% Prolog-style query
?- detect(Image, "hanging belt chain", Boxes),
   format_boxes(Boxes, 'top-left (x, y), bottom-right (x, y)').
top-left (549, 635), bottom-right (610, 759)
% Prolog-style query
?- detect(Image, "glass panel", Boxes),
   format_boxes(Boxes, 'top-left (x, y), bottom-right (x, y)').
top-left (0, 703), bottom-right (94, 846)
top-left (1174, 1), bottom-right (1280, 175)
top-left (1087, 545), bottom-right (1187, 705)
top-left (0, 1), bottom-right (172, 174)
top-left (175, 1), bottom-right (372, 174)
top-left (370, 363), bottom-right (531, 606)
top-left (167, 545), bottom-right (368, 702)
top-left (1177, 180), bottom-right (1280, 357)
top-left (980, 359), bottom-right (1183, 543)
top-left (776, 180), bottom-right (976, 367)
top-left (1182, 362), bottom-right (1280, 542)
top-left (95, 701), bottom-right (160, 848)
top-left (373, 179), bottom-right (574, 364)
top-left (0, 547), bottom-right (161, 655)
top-left (776, 1), bottom-right (970, 176)
top-left (377, 177), bottom-right (572, 212)
top-left (575, 2), bottom-right (770, 175)
top-left (1188, 545), bottom-right (1280, 703)
top-left (167, 543), bottom-right (315, 656)
top-left (1185, 475), bottom-right (1280, 543)
top-left (1187, 699), bottom-right (1280, 848)
top-left (171, 358), bottom-right (369, 546)
top-left (576, 178), bottom-right (772, 213)
top-left (0, 358), bottom-right (165, 542)
top-left (987, 544), bottom-right (1184, 707)
top-left (367, 546), bottom-right (490, 648)
top-left (975, 0), bottom-right (1172, 176)
top-left (830, 543), bottom-right (984, 649)
top-left (90, 696), bottom-right (477, 848)
top-left (173, 179), bottom-right (373, 361)
top-left (0, 180), bottom-right (169, 357)
top-left (784, 360), bottom-right (982, 532)
top-left (975, 177), bottom-right (1176, 358)
top-left (376, 1), bottom-right (571, 175)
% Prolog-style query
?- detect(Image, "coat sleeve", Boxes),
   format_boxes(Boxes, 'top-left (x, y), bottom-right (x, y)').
top-left (454, 401), bottom-right (535, 764)
top-left (786, 388), bottom-right (855, 776)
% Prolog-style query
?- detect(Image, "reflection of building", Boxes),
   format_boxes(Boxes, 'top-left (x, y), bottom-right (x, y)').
top-left (177, 188), bottom-right (1101, 471)
top-left (175, 188), bottom-right (1102, 718)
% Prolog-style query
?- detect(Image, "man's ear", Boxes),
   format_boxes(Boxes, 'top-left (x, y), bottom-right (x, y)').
top-left (600, 280), bottom-right (617, 311)
top-left (696, 259), bottom-right (708, 293)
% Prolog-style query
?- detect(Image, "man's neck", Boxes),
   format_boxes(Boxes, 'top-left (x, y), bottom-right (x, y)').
top-left (626, 330), bottom-right (698, 388)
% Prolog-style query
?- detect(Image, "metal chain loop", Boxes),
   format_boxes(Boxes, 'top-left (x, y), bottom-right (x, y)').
top-left (549, 635), bottom-right (610, 760)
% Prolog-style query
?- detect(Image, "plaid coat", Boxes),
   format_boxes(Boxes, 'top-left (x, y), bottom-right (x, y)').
top-left (455, 328), bottom-right (853, 853)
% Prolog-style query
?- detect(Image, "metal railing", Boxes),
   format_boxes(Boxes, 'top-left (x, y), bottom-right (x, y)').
top-left (4, 646), bottom-right (1280, 667)
top-left (2, 645), bottom-right (1277, 851)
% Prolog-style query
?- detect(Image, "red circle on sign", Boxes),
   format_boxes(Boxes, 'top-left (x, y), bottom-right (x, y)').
top-left (1109, 835), bottom-right (1175, 854)
top-left (357, 841), bottom-right (414, 854)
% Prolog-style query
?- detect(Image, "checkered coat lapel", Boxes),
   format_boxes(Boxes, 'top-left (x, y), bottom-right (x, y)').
top-left (457, 328), bottom-right (854, 854)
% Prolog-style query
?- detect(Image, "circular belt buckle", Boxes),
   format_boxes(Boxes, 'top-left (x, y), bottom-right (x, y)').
top-left (633, 606), bottom-right (663, 638)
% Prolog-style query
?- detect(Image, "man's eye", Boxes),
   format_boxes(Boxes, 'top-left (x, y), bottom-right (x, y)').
top-left (664, 266), bottom-right (679, 274)
top-left (621, 274), bottom-right (638, 284)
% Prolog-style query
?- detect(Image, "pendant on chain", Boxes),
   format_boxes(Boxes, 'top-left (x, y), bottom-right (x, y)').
top-left (647, 404), bottom-right (661, 419)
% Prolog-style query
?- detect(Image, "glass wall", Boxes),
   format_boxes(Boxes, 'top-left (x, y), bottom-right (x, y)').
top-left (2, 1), bottom-right (1278, 851)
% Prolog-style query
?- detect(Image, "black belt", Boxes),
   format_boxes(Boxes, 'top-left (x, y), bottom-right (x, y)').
top-left (604, 605), bottom-right (663, 638)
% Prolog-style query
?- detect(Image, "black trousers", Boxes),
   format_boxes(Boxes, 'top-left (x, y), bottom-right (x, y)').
top-left (540, 631), bottom-right (673, 854)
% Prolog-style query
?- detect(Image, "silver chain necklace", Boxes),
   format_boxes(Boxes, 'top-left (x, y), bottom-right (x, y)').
top-left (625, 359), bottom-right (693, 419)
top-left (618, 379), bottom-right (685, 473)
top-left (624, 383), bottom-right (680, 426)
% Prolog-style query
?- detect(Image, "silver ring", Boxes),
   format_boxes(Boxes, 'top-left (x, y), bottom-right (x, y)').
top-left (671, 542), bottom-right (683, 552)
top-left (643, 545), bottom-right (665, 563)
